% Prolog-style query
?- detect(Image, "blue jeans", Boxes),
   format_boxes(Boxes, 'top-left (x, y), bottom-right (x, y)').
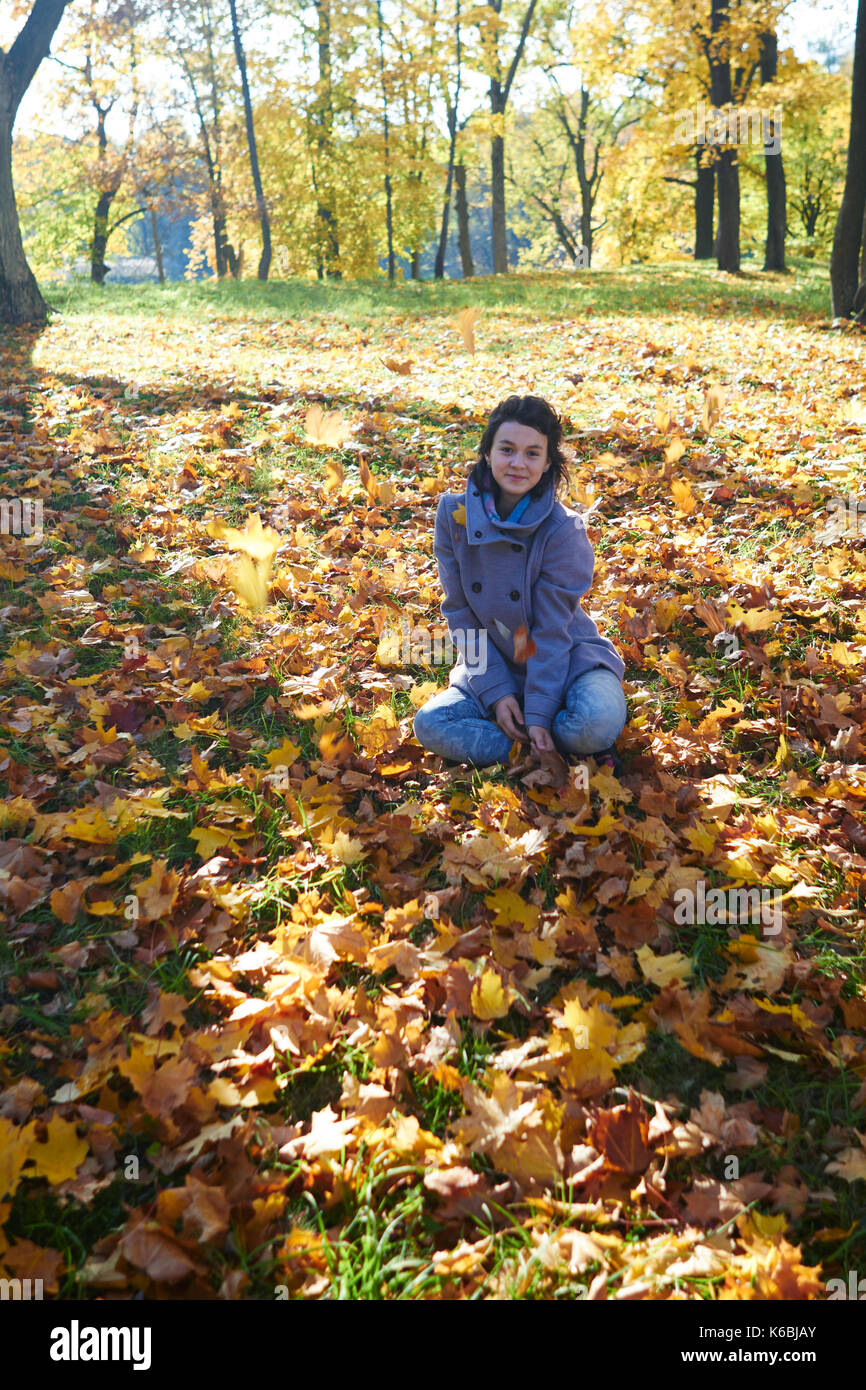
top-left (412, 668), bottom-right (627, 768)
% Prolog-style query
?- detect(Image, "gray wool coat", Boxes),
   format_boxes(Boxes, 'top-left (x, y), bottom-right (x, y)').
top-left (433, 475), bottom-right (625, 731)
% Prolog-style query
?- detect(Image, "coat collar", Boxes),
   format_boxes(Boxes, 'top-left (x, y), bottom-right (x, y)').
top-left (465, 470), bottom-right (557, 544)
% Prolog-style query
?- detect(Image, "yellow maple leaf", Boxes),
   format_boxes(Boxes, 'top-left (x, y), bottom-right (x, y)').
top-left (827, 642), bottom-right (860, 668)
top-left (329, 830), bottom-right (365, 865)
top-left (186, 681), bottom-right (212, 703)
top-left (0, 1118), bottom-right (36, 1200)
top-left (84, 898), bottom-right (120, 917)
top-left (324, 456), bottom-right (345, 493)
top-left (63, 809), bottom-right (116, 844)
top-left (229, 554), bottom-right (269, 612)
top-left (305, 404), bottom-right (350, 447)
top-left (208, 513), bottom-right (280, 563)
top-left (485, 888), bottom-right (539, 930)
top-left (452, 504), bottom-right (467, 526)
top-left (636, 945), bottom-right (692, 987)
top-left (27, 1114), bottom-right (88, 1185)
top-left (471, 968), bottom-right (511, 1020)
top-left (265, 738), bottom-right (303, 769)
top-left (190, 826), bottom-right (236, 859)
top-left (129, 543), bottom-right (157, 562)
top-left (671, 478), bottom-right (697, 515)
top-left (726, 601), bottom-right (783, 631)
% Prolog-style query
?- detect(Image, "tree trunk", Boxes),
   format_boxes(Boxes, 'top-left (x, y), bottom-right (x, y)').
top-left (0, 0), bottom-right (72, 324)
top-left (580, 198), bottom-right (592, 266)
top-left (312, 0), bottom-right (340, 277)
top-left (90, 188), bottom-right (116, 284)
top-left (376, 0), bottom-right (394, 280)
top-left (434, 131), bottom-right (456, 279)
top-left (695, 154), bottom-right (715, 258)
top-left (556, 89), bottom-right (601, 268)
top-left (212, 198), bottom-right (229, 278)
top-left (228, 0), bottom-right (271, 280)
top-left (175, 40), bottom-right (236, 280)
top-left (454, 161), bottom-right (474, 277)
top-left (484, 0), bottom-right (538, 275)
top-left (760, 31), bottom-right (786, 271)
top-left (530, 191), bottom-right (579, 262)
top-left (830, 0), bottom-right (866, 316)
top-left (150, 206), bottom-right (165, 283)
top-left (575, 91), bottom-right (597, 266)
top-left (710, 0), bottom-right (740, 272)
top-left (490, 84), bottom-right (507, 273)
top-left (434, 2), bottom-right (461, 280)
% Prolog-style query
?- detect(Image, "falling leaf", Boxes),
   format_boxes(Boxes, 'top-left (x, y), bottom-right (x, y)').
top-left (513, 624), bottom-right (536, 662)
top-left (229, 554), bottom-right (270, 612)
top-left (381, 357), bottom-right (413, 375)
top-left (702, 383), bottom-right (726, 430)
top-left (323, 457), bottom-right (345, 494)
top-left (671, 478), bottom-right (697, 515)
top-left (306, 404), bottom-right (350, 447)
top-left (456, 307), bottom-right (478, 354)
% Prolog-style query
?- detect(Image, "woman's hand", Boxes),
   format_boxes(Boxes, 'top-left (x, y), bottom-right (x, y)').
top-left (493, 695), bottom-right (528, 743)
top-left (527, 724), bottom-right (555, 755)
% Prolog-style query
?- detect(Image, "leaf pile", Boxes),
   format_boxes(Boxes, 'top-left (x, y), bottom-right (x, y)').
top-left (0, 270), bottom-right (864, 1299)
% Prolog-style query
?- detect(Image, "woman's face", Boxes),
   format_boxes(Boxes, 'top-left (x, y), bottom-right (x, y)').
top-left (487, 421), bottom-right (551, 504)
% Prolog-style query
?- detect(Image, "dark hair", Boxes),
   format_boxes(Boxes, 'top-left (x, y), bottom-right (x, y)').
top-left (467, 394), bottom-right (570, 505)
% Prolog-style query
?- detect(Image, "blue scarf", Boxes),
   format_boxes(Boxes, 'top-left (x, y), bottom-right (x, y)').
top-left (479, 461), bottom-right (534, 524)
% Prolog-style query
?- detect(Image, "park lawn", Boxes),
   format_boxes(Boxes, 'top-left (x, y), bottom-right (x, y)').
top-left (0, 259), bottom-right (864, 1300)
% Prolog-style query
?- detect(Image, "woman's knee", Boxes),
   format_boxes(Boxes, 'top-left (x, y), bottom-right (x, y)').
top-left (412, 704), bottom-right (439, 747)
top-left (555, 672), bottom-right (627, 752)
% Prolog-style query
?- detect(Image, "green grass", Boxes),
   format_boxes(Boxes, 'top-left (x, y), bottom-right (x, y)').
top-left (43, 255), bottom-right (833, 327)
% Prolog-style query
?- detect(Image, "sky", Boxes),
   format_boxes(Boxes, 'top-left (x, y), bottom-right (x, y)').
top-left (5, 0), bottom-right (861, 138)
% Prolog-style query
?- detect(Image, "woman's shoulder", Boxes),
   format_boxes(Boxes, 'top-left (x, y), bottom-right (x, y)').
top-left (435, 490), bottom-right (468, 519)
top-left (546, 496), bottom-right (589, 536)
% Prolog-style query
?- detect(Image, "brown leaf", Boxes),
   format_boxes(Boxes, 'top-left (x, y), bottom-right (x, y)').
top-left (587, 1095), bottom-right (652, 1173)
top-left (122, 1221), bottom-right (202, 1283)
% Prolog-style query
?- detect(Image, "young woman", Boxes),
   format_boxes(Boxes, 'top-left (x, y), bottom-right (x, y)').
top-left (413, 393), bottom-right (627, 770)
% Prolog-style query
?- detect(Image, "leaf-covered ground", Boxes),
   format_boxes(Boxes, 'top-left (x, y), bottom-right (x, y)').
top-left (1, 261), bottom-right (864, 1300)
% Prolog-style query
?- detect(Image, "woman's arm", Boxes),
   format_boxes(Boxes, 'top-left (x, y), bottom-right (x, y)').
top-left (522, 515), bottom-right (595, 731)
top-left (433, 496), bottom-right (519, 713)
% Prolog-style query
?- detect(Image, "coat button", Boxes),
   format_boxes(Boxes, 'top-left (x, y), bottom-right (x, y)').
top-left (471, 581), bottom-right (481, 592)
top-left (511, 543), bottom-right (521, 551)
top-left (509, 589), bottom-right (520, 600)
top-left (473, 489), bottom-right (479, 495)
top-left (474, 530), bottom-right (482, 537)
